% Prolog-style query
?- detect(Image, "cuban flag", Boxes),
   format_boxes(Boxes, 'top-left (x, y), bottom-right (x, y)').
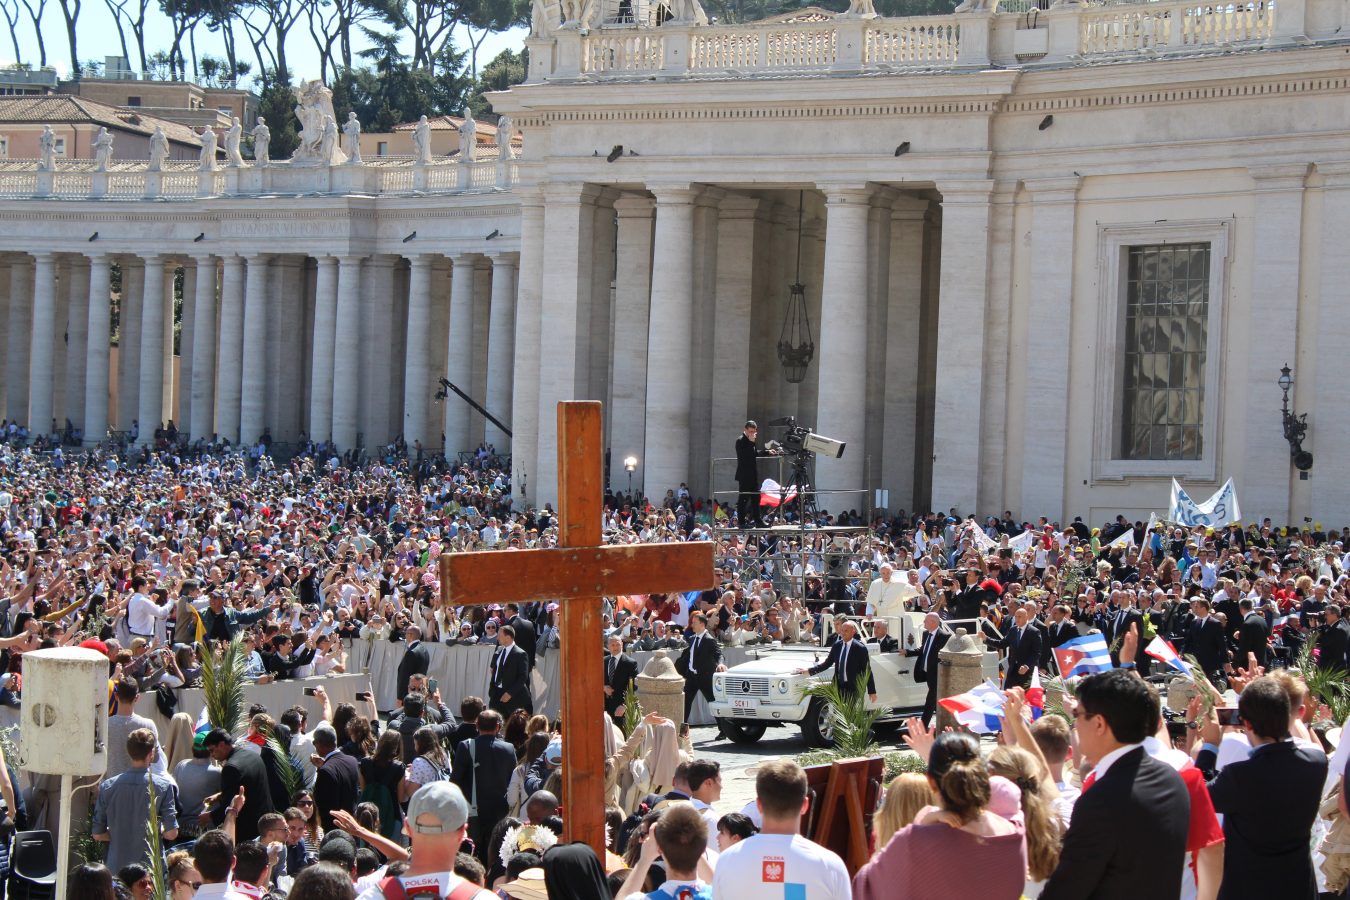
top-left (1026, 667), bottom-right (1045, 720)
top-left (939, 681), bottom-right (1007, 734)
top-left (1053, 634), bottom-right (1112, 677)
top-left (759, 478), bottom-right (799, 507)
top-left (1144, 635), bottom-right (1195, 680)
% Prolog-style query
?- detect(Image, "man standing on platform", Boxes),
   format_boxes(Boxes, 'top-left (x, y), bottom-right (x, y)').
top-left (735, 420), bottom-right (771, 529)
top-left (677, 613), bottom-right (725, 721)
top-left (488, 625), bottom-right (531, 717)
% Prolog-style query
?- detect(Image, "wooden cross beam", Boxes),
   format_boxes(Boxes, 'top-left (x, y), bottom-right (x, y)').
top-left (441, 401), bottom-right (714, 861)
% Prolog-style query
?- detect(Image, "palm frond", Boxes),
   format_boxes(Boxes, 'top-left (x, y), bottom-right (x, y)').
top-left (198, 636), bottom-right (248, 734)
top-left (145, 774), bottom-right (167, 900)
top-left (621, 692), bottom-right (643, 738)
top-left (798, 664), bottom-right (883, 758)
top-left (260, 723), bottom-right (305, 802)
top-left (1294, 639), bottom-right (1350, 725)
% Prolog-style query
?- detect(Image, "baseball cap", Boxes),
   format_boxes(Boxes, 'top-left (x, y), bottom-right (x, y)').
top-left (544, 738), bottom-right (563, 765)
top-left (192, 725), bottom-right (212, 753)
top-left (407, 781), bottom-right (469, 834)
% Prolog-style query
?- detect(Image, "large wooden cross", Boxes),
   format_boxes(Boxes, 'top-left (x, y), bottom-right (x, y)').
top-left (440, 401), bottom-right (714, 860)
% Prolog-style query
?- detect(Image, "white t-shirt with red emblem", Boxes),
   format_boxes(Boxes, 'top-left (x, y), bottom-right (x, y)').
top-left (710, 833), bottom-right (851, 900)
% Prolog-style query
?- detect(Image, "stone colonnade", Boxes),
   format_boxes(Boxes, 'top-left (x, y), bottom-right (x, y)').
top-left (0, 249), bottom-right (518, 453)
top-left (510, 181), bottom-right (970, 511)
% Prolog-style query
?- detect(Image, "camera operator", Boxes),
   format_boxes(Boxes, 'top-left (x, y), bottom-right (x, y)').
top-left (734, 420), bottom-right (776, 529)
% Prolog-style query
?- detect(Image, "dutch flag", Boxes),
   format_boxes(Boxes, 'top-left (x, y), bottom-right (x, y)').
top-left (939, 681), bottom-right (1007, 734)
top-left (1053, 634), bottom-right (1113, 677)
top-left (1144, 635), bottom-right (1195, 680)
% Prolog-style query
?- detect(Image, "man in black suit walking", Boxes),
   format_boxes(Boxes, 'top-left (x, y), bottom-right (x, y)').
top-left (488, 624), bottom-right (532, 717)
top-left (397, 624), bottom-right (431, 701)
top-left (451, 709), bottom-right (518, 866)
top-left (796, 619), bottom-right (877, 701)
top-left (603, 634), bottom-right (639, 723)
top-left (1186, 598), bottom-right (1229, 679)
top-left (505, 603), bottom-right (537, 669)
top-left (312, 723), bottom-right (359, 831)
top-left (996, 607), bottom-right (1043, 690)
top-left (676, 613), bottom-right (724, 720)
top-left (203, 729), bottom-right (274, 843)
top-left (734, 420), bottom-right (771, 529)
top-left (1316, 604), bottom-right (1350, 671)
top-left (1043, 604), bottom-right (1077, 670)
top-left (1195, 675), bottom-right (1327, 899)
top-left (1041, 669), bottom-right (1190, 900)
top-left (1236, 598), bottom-right (1271, 670)
top-left (905, 613), bottom-right (949, 726)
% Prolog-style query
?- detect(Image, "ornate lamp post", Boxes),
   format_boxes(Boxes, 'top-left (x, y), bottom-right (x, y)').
top-left (777, 191), bottom-right (814, 384)
top-left (1278, 364), bottom-right (1314, 471)
top-left (623, 455), bottom-right (638, 497)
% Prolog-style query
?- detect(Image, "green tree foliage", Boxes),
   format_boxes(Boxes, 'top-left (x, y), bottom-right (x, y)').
top-left (331, 34), bottom-right (472, 134)
top-left (255, 67), bottom-right (300, 159)
top-left (466, 47), bottom-right (526, 118)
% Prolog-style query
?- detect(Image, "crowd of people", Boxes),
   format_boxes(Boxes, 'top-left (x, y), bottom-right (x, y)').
top-left (0, 433), bottom-right (1344, 899)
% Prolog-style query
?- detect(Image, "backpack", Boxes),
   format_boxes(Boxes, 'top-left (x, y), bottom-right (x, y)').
top-left (377, 874), bottom-right (488, 900)
top-left (648, 886), bottom-right (713, 900)
top-left (360, 776), bottom-right (403, 841)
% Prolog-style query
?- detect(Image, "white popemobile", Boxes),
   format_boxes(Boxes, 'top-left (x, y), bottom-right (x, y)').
top-left (709, 612), bottom-right (1002, 747)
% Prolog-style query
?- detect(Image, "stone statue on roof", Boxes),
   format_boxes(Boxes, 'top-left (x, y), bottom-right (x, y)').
top-left (343, 112), bottom-right (363, 165)
top-left (459, 110), bottom-right (478, 159)
top-left (837, 0), bottom-right (877, 17)
top-left (93, 127), bottom-right (115, 172)
top-left (496, 115), bottom-right (514, 160)
top-left (224, 117), bottom-right (246, 167)
top-left (198, 126), bottom-right (218, 171)
top-left (147, 127), bottom-right (169, 172)
top-left (291, 80), bottom-right (345, 166)
top-left (413, 115), bottom-right (433, 165)
top-left (38, 126), bottom-right (56, 171)
top-left (559, 0), bottom-right (595, 30)
top-left (252, 118), bottom-right (271, 167)
top-left (664, 0), bottom-right (708, 25)
top-left (531, 0), bottom-right (562, 35)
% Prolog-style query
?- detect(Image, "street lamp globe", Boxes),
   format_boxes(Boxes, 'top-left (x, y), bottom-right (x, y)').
top-left (623, 455), bottom-right (638, 472)
top-left (1278, 364), bottom-right (1293, 393)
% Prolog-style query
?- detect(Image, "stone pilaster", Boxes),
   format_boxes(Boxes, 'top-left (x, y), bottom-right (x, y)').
top-left (609, 193), bottom-right (655, 497)
top-left (135, 255), bottom-right (166, 442)
top-left (512, 193), bottom-right (546, 507)
top-left (484, 252), bottom-right (518, 451)
top-left (84, 253), bottom-right (113, 443)
top-left (402, 254), bottom-right (435, 448)
top-left (239, 253), bottom-right (270, 446)
top-left (215, 255), bottom-right (246, 444)
top-left (331, 255), bottom-right (363, 450)
top-left (64, 257), bottom-right (91, 432)
top-left (189, 257), bottom-right (218, 442)
top-left (28, 252), bottom-right (58, 436)
top-left (445, 254), bottom-right (478, 456)
top-left (709, 195), bottom-right (760, 500)
top-left (309, 255), bottom-right (338, 443)
top-left (6, 257), bottom-right (32, 423)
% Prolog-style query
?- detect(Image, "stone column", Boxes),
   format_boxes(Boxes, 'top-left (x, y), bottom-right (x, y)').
top-left (189, 257), bottom-right (218, 442)
top-left (796, 217), bottom-right (825, 428)
top-left (709, 196), bottom-right (760, 497)
top-left (931, 181), bottom-right (995, 515)
top-left (65, 257), bottom-right (91, 433)
top-left (331, 255), bottom-right (363, 450)
top-left (309, 256), bottom-right (338, 443)
top-left (1020, 177), bottom-right (1080, 523)
top-left (6, 256), bottom-right (32, 423)
top-left (813, 186), bottom-right (872, 494)
top-left (469, 258), bottom-right (492, 446)
top-left (239, 254), bottom-right (269, 446)
top-left (0, 258), bottom-right (10, 409)
top-left (402, 254), bottom-right (435, 448)
top-left (883, 198), bottom-right (929, 507)
top-left (484, 252), bottom-right (518, 450)
top-left (642, 186), bottom-right (697, 499)
top-left (117, 258), bottom-right (142, 431)
top-left (688, 192), bottom-right (720, 498)
top-left (269, 257), bottom-right (306, 442)
top-left (215, 256), bottom-right (246, 443)
top-left (1312, 164), bottom-right (1350, 522)
top-left (1244, 165), bottom-right (1308, 523)
top-left (135, 255), bottom-right (166, 442)
top-left (178, 262), bottom-right (195, 429)
top-left (536, 184), bottom-right (599, 504)
top-left (588, 199), bottom-right (617, 406)
top-left (161, 261), bottom-right (177, 424)
top-left (444, 254), bottom-right (478, 456)
top-left (27, 252), bottom-right (58, 435)
top-left (361, 256), bottom-right (397, 447)
top-left (51, 258), bottom-right (70, 427)
top-left (84, 253), bottom-right (113, 443)
top-left (512, 193), bottom-right (546, 507)
top-left (610, 194), bottom-right (655, 496)
top-left (863, 193), bottom-right (893, 490)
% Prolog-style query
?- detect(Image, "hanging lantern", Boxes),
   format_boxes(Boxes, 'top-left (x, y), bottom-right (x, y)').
top-left (777, 280), bottom-right (813, 384)
top-left (777, 192), bottom-right (814, 384)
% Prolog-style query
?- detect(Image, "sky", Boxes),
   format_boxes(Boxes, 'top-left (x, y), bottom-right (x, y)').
top-left (4, 4), bottom-right (528, 86)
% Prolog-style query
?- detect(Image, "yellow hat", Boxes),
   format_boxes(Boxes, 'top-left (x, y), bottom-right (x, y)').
top-left (1316, 522), bottom-right (1323, 530)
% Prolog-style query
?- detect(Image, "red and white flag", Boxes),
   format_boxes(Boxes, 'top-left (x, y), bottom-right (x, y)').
top-left (759, 478), bottom-right (799, 507)
top-left (1144, 635), bottom-right (1195, 679)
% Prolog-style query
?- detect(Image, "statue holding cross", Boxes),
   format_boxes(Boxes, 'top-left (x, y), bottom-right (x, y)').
top-left (441, 401), bottom-right (714, 861)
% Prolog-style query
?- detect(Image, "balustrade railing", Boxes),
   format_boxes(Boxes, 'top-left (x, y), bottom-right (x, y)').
top-left (1079, 0), bottom-right (1273, 53)
top-left (0, 158), bottom-right (515, 201)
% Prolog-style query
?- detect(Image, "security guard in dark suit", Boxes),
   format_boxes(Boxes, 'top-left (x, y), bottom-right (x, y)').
top-left (797, 619), bottom-right (877, 701)
top-left (676, 613), bottom-right (724, 719)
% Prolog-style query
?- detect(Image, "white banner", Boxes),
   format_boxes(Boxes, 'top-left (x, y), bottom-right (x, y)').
top-left (1169, 478), bottom-right (1241, 528)
top-left (1008, 529), bottom-right (1037, 553)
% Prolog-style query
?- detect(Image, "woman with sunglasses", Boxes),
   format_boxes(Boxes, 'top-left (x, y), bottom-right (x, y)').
top-left (167, 850), bottom-right (202, 899)
top-left (292, 790), bottom-right (324, 853)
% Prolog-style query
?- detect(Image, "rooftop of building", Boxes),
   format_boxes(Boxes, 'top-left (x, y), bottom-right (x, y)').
top-left (0, 95), bottom-right (203, 146)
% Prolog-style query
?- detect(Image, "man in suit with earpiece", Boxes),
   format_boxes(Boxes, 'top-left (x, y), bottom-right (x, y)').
top-left (795, 619), bottom-right (877, 702)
